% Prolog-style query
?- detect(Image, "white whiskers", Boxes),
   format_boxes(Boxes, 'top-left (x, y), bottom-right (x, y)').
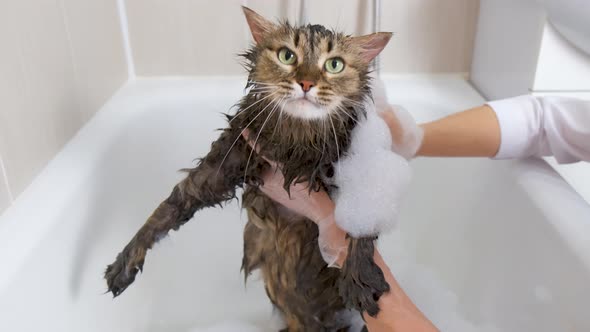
top-left (335, 105), bottom-right (360, 124)
top-left (228, 90), bottom-right (278, 124)
top-left (216, 93), bottom-right (282, 177)
top-left (243, 96), bottom-right (286, 182)
top-left (328, 114), bottom-right (341, 171)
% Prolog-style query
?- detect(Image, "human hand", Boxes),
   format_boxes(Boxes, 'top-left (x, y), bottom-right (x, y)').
top-left (242, 130), bottom-right (348, 267)
top-left (372, 78), bottom-right (423, 159)
top-left (380, 105), bottom-right (423, 159)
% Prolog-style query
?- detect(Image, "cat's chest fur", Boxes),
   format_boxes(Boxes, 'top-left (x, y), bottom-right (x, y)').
top-left (230, 96), bottom-right (361, 193)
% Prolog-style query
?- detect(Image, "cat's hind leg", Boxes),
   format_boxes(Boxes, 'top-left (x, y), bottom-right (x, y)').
top-left (338, 237), bottom-right (390, 317)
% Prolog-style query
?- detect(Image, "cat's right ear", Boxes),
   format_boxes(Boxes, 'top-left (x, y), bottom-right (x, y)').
top-left (242, 6), bottom-right (275, 44)
top-left (351, 32), bottom-right (393, 64)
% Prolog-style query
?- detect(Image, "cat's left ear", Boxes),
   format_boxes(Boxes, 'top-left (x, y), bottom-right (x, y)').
top-left (242, 6), bottom-right (276, 44)
top-left (351, 32), bottom-right (393, 64)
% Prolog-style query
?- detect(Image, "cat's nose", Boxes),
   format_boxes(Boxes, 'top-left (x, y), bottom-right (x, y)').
top-left (298, 80), bottom-right (315, 93)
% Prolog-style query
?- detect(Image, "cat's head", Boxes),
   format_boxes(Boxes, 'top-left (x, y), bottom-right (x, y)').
top-left (241, 7), bottom-right (392, 121)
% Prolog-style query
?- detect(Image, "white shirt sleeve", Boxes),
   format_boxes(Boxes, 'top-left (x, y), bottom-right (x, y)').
top-left (487, 95), bottom-right (590, 164)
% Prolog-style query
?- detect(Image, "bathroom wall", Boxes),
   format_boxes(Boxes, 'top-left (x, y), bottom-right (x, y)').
top-left (0, 0), bottom-right (128, 213)
top-left (125, 0), bottom-right (480, 76)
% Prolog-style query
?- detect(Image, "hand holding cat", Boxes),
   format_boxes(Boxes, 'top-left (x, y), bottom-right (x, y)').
top-left (240, 89), bottom-right (421, 267)
top-left (242, 129), bottom-right (349, 267)
top-left (380, 105), bottom-right (423, 159)
top-left (371, 78), bottom-right (423, 159)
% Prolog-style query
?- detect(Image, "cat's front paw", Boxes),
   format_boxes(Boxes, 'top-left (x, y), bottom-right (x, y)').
top-left (104, 246), bottom-right (146, 297)
top-left (338, 237), bottom-right (390, 317)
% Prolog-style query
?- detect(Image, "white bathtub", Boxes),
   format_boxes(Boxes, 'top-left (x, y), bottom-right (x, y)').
top-left (1, 76), bottom-right (589, 332)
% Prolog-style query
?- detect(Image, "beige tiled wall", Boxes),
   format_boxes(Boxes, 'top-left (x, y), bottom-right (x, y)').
top-left (126, 0), bottom-right (480, 76)
top-left (0, 0), bottom-right (127, 213)
top-left (126, 0), bottom-right (249, 76)
top-left (381, 0), bottom-right (480, 73)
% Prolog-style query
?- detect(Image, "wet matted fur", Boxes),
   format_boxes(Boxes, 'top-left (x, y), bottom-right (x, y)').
top-left (105, 7), bottom-right (393, 331)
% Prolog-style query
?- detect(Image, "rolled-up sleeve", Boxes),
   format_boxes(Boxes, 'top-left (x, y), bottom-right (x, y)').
top-left (487, 95), bottom-right (590, 164)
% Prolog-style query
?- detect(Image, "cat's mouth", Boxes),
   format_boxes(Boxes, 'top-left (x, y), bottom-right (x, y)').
top-left (283, 96), bottom-right (328, 120)
top-left (294, 96), bottom-right (318, 106)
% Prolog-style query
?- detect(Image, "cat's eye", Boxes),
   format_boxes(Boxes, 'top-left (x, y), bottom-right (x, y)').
top-left (277, 48), bottom-right (297, 65)
top-left (325, 57), bottom-right (345, 74)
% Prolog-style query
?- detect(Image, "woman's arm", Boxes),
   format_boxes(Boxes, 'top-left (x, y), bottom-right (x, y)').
top-left (364, 250), bottom-right (439, 332)
top-left (383, 95), bottom-right (590, 163)
top-left (316, 214), bottom-right (438, 331)
top-left (310, 213), bottom-right (438, 331)
top-left (416, 105), bottom-right (501, 157)
top-left (487, 95), bottom-right (590, 163)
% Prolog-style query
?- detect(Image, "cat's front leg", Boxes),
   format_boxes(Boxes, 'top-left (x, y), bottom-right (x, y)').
top-left (105, 127), bottom-right (257, 296)
top-left (338, 237), bottom-right (390, 317)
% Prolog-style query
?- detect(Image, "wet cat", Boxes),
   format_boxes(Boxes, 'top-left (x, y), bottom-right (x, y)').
top-left (105, 7), bottom-right (392, 331)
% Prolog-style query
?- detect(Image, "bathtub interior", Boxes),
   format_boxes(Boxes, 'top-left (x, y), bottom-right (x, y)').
top-left (0, 76), bottom-right (589, 332)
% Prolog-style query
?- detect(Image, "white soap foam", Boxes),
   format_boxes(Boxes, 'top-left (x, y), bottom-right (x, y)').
top-left (333, 101), bottom-right (412, 237)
